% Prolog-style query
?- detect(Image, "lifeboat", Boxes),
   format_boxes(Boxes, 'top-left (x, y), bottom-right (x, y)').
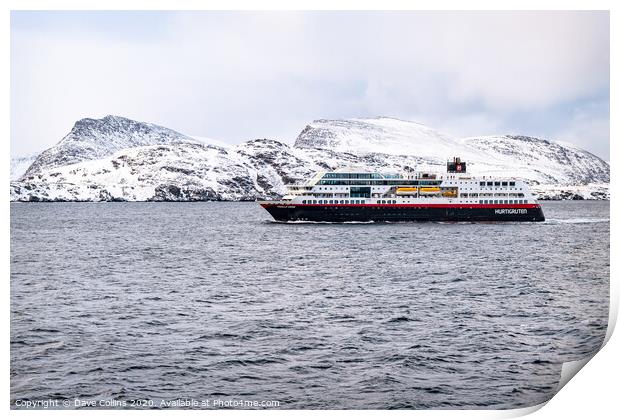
top-left (419, 187), bottom-right (441, 195)
top-left (396, 187), bottom-right (418, 195)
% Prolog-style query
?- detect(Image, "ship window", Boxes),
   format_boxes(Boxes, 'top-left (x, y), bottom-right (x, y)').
top-left (502, 182), bottom-right (508, 186)
top-left (479, 182), bottom-right (485, 186)
top-left (361, 200), bottom-right (365, 204)
top-left (302, 200), bottom-right (306, 204)
top-left (479, 200), bottom-right (483, 204)
top-left (509, 181), bottom-right (515, 186)
top-left (486, 182), bottom-right (493, 186)
top-left (345, 200), bottom-right (349, 204)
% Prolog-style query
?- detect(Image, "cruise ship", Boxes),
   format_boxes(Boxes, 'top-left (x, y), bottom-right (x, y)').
top-left (259, 158), bottom-right (545, 222)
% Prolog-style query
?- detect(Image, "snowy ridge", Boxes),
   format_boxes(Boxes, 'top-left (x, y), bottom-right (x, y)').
top-left (295, 117), bottom-right (485, 162)
top-left (296, 118), bottom-right (609, 186)
top-left (22, 115), bottom-right (199, 179)
top-left (460, 135), bottom-right (609, 185)
top-left (188, 135), bottom-right (231, 149)
top-left (10, 116), bottom-right (610, 202)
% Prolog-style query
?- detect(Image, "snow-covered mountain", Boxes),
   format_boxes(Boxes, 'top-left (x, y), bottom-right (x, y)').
top-left (296, 118), bottom-right (609, 186)
top-left (296, 117), bottom-right (483, 161)
top-left (460, 135), bottom-right (609, 185)
top-left (23, 115), bottom-right (200, 178)
top-left (10, 116), bottom-right (610, 202)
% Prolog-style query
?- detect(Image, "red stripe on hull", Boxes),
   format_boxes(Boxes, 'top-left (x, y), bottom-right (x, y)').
top-left (260, 203), bottom-right (540, 209)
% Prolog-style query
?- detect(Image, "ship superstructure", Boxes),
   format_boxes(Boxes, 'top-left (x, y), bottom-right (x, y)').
top-left (259, 158), bottom-right (545, 222)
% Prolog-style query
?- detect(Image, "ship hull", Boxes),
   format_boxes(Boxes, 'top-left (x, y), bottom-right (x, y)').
top-left (259, 203), bottom-right (545, 223)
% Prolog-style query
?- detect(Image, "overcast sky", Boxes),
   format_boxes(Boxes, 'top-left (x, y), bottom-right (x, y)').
top-left (11, 11), bottom-right (610, 159)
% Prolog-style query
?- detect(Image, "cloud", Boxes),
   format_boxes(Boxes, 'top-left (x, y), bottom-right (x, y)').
top-left (11, 11), bottom-right (609, 159)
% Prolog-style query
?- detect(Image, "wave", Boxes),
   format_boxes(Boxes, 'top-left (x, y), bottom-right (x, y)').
top-left (543, 218), bottom-right (609, 225)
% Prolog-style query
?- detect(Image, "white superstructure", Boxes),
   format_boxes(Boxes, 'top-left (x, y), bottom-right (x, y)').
top-left (281, 159), bottom-right (537, 206)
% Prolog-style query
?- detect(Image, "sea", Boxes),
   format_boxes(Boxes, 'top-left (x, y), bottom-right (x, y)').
top-left (10, 201), bottom-right (610, 409)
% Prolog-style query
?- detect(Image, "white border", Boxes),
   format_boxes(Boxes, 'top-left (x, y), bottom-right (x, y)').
top-left (3, 1), bottom-right (616, 419)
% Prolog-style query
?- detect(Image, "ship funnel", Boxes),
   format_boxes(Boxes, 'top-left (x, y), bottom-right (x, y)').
top-left (447, 157), bottom-right (466, 173)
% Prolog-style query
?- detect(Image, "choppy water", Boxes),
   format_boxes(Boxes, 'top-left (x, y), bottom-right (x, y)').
top-left (10, 201), bottom-right (609, 409)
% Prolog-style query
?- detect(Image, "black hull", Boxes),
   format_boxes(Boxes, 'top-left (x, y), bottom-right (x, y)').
top-left (260, 203), bottom-right (545, 223)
